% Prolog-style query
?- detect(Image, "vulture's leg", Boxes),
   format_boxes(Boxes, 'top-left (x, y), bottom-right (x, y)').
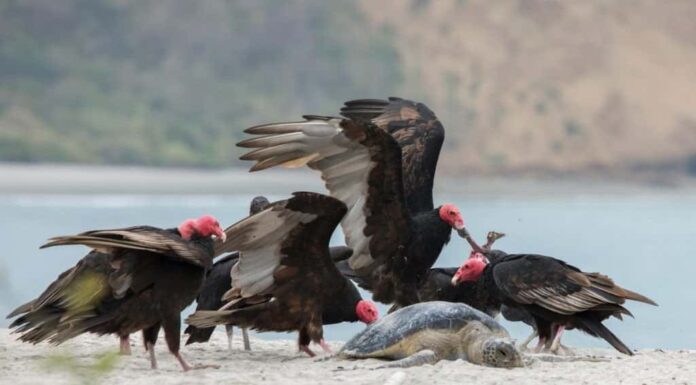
top-left (241, 327), bottom-right (251, 351)
top-left (298, 327), bottom-right (316, 357)
top-left (318, 339), bottom-right (332, 354)
top-left (119, 335), bottom-right (132, 355)
top-left (532, 336), bottom-right (547, 354)
top-left (162, 315), bottom-right (219, 371)
top-left (377, 350), bottom-right (438, 369)
top-left (549, 325), bottom-right (566, 354)
top-left (518, 331), bottom-right (538, 350)
top-left (225, 325), bottom-right (234, 352)
top-left (142, 323), bottom-right (161, 369)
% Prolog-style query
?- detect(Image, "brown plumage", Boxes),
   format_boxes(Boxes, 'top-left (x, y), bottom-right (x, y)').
top-left (237, 98), bottom-right (465, 308)
top-left (341, 97), bottom-right (444, 214)
top-left (453, 253), bottom-right (657, 355)
top-left (185, 192), bottom-right (378, 357)
top-left (6, 217), bottom-right (224, 371)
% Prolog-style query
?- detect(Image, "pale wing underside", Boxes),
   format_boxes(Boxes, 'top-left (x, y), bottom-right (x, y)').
top-left (238, 119), bottom-right (378, 271)
top-left (219, 205), bottom-right (316, 298)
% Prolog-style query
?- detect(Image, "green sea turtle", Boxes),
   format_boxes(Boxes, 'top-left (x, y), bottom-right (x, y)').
top-left (339, 301), bottom-right (523, 368)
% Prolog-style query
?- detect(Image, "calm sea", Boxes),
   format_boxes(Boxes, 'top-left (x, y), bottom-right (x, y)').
top-left (1, 191), bottom-right (694, 349)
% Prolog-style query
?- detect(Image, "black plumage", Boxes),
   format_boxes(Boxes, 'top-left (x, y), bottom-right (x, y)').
top-left (452, 253), bottom-right (657, 355)
top-left (417, 231), bottom-right (507, 316)
top-left (6, 217), bottom-right (225, 371)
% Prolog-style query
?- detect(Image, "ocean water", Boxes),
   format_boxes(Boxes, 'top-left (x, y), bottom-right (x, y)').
top-left (0, 191), bottom-right (694, 350)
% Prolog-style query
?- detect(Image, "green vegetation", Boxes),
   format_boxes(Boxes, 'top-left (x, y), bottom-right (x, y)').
top-left (43, 351), bottom-right (120, 385)
top-left (0, 0), bottom-right (402, 167)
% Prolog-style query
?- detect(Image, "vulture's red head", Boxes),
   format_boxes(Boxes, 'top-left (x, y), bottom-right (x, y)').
top-left (356, 300), bottom-right (379, 324)
top-left (178, 215), bottom-right (226, 242)
top-left (439, 204), bottom-right (465, 230)
top-left (451, 255), bottom-right (488, 286)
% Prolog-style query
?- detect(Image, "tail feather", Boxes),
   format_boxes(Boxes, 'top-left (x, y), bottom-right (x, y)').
top-left (576, 316), bottom-right (633, 355)
top-left (184, 325), bottom-right (216, 345)
top-left (7, 300), bottom-right (35, 319)
top-left (185, 310), bottom-right (234, 329)
top-left (621, 288), bottom-right (658, 306)
top-left (335, 260), bottom-right (373, 291)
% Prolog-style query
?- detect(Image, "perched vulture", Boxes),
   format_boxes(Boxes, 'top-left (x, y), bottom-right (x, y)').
top-left (185, 192), bottom-right (379, 357)
top-left (237, 97), bottom-right (466, 307)
top-left (184, 196), bottom-right (270, 351)
top-left (451, 253), bottom-right (657, 355)
top-left (6, 216), bottom-right (225, 371)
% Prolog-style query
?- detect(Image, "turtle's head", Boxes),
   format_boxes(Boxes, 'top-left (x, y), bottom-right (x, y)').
top-left (482, 338), bottom-right (523, 368)
top-left (249, 196), bottom-right (270, 215)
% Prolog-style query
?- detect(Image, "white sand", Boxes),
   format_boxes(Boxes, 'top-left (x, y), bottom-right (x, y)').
top-left (0, 329), bottom-right (693, 385)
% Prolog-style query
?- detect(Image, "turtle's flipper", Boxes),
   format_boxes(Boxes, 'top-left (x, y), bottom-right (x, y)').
top-left (377, 350), bottom-right (439, 369)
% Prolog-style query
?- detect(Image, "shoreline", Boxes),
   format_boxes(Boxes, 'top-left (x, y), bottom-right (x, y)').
top-left (1, 163), bottom-right (695, 197)
top-left (0, 329), bottom-right (693, 384)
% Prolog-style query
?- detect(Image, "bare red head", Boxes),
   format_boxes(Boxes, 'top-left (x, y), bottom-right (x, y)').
top-left (178, 215), bottom-right (226, 242)
top-left (356, 300), bottom-right (379, 324)
top-left (451, 256), bottom-right (488, 286)
top-left (439, 204), bottom-right (465, 230)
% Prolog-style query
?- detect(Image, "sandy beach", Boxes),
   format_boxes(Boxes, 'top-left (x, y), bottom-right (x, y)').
top-left (0, 329), bottom-right (693, 385)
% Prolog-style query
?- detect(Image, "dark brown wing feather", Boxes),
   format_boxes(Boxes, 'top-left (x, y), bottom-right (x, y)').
top-left (341, 97), bottom-right (445, 214)
top-left (492, 254), bottom-right (656, 315)
top-left (237, 116), bottom-right (414, 279)
top-left (187, 193), bottom-right (350, 336)
top-left (42, 226), bottom-right (212, 268)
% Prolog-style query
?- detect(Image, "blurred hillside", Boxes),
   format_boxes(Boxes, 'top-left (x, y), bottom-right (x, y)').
top-left (1, 0), bottom-right (696, 176)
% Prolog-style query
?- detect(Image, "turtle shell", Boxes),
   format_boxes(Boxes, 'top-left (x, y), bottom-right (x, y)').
top-left (341, 301), bottom-right (507, 356)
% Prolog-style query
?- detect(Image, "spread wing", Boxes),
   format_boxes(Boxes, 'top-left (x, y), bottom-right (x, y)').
top-left (187, 192), bottom-right (347, 330)
top-left (341, 97), bottom-right (444, 214)
top-left (41, 226), bottom-right (211, 267)
top-left (237, 116), bottom-right (413, 276)
top-left (492, 254), bottom-right (657, 315)
top-left (218, 192), bottom-right (346, 300)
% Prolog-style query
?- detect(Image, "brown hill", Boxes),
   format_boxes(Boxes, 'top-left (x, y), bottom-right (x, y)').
top-left (359, 0), bottom-right (696, 175)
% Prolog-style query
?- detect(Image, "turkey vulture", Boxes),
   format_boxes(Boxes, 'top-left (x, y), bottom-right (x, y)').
top-left (451, 253), bottom-right (657, 355)
top-left (237, 97), bottom-right (466, 307)
top-left (6, 216), bottom-right (225, 371)
top-left (185, 192), bottom-right (379, 357)
top-left (184, 196), bottom-right (270, 351)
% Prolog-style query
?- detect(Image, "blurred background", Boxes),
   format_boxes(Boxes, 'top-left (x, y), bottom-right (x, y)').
top-left (1, 0), bottom-right (695, 349)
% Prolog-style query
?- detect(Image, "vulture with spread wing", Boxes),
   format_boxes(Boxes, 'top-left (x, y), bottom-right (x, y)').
top-left (451, 253), bottom-right (657, 355)
top-left (184, 196), bottom-right (270, 351)
top-left (185, 192), bottom-right (378, 357)
top-left (6, 216), bottom-right (225, 371)
top-left (237, 97), bottom-right (466, 308)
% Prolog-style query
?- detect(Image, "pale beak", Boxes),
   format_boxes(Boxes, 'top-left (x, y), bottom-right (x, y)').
top-left (454, 220), bottom-right (465, 230)
top-left (216, 230), bottom-right (227, 243)
top-left (451, 274), bottom-right (461, 286)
